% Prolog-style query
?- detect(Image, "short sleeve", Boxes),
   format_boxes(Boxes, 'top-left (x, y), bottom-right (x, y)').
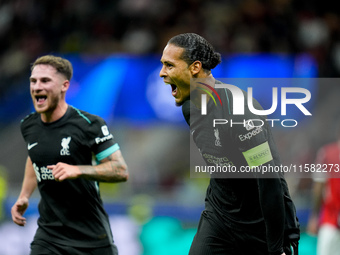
top-left (86, 116), bottom-right (119, 161)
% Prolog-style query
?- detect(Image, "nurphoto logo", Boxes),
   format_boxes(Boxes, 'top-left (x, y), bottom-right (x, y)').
top-left (196, 80), bottom-right (312, 128)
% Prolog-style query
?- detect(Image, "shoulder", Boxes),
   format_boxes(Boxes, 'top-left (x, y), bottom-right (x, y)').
top-left (215, 80), bottom-right (247, 94)
top-left (68, 106), bottom-right (109, 138)
top-left (20, 112), bottom-right (39, 128)
top-left (214, 80), bottom-right (247, 106)
top-left (69, 106), bottom-right (106, 126)
top-left (20, 112), bottom-right (41, 139)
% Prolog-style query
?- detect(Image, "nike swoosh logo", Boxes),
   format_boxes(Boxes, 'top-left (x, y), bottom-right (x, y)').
top-left (28, 142), bottom-right (38, 150)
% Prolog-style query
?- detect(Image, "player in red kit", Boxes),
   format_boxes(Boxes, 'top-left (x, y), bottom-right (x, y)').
top-left (308, 133), bottom-right (340, 255)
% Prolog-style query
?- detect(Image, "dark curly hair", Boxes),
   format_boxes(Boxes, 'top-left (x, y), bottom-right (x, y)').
top-left (168, 33), bottom-right (221, 71)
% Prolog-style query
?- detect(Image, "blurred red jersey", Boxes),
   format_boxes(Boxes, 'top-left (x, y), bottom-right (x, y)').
top-left (316, 142), bottom-right (340, 227)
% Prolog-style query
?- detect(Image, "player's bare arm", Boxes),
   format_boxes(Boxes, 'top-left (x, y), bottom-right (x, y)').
top-left (49, 150), bottom-right (128, 182)
top-left (11, 157), bottom-right (37, 226)
top-left (84, 149), bottom-right (128, 182)
top-left (307, 181), bottom-right (325, 235)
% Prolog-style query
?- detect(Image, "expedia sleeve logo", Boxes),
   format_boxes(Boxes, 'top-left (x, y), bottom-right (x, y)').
top-left (239, 127), bottom-right (263, 142)
top-left (95, 125), bottom-right (113, 144)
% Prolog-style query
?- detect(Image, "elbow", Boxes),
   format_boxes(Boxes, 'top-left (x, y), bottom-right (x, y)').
top-left (123, 172), bottom-right (129, 182)
top-left (122, 172), bottom-right (129, 182)
top-left (120, 164), bottom-right (129, 182)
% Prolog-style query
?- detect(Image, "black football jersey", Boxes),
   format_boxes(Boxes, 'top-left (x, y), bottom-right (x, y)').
top-left (183, 82), bottom-right (299, 254)
top-left (21, 105), bottom-right (119, 247)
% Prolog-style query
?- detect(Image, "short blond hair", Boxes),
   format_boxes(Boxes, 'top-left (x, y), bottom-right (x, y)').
top-left (31, 55), bottom-right (73, 80)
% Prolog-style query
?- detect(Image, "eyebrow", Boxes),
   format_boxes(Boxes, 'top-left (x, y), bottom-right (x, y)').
top-left (160, 59), bottom-right (175, 65)
top-left (29, 76), bottom-right (51, 81)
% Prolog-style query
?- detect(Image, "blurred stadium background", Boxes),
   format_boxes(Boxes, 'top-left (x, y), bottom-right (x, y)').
top-left (1, 0), bottom-right (340, 254)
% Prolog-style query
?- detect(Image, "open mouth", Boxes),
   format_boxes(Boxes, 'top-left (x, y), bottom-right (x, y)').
top-left (35, 95), bottom-right (47, 105)
top-left (170, 84), bottom-right (178, 96)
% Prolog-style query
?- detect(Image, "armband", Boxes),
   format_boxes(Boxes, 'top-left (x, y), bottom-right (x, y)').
top-left (242, 141), bottom-right (273, 167)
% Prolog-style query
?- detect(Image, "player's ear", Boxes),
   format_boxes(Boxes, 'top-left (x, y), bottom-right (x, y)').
top-left (189, 61), bottom-right (202, 76)
top-left (61, 80), bottom-right (70, 92)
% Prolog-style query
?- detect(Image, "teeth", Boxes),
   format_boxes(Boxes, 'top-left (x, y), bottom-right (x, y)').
top-left (36, 96), bottom-right (47, 102)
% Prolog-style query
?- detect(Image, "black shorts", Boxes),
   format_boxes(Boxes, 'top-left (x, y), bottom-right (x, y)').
top-left (189, 210), bottom-right (269, 255)
top-left (30, 239), bottom-right (118, 255)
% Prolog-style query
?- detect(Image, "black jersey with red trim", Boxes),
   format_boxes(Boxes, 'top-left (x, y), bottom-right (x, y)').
top-left (182, 83), bottom-right (300, 254)
top-left (21, 105), bottom-right (119, 248)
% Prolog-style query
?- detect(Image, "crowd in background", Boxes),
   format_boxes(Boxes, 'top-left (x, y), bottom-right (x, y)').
top-left (1, 0), bottom-right (340, 90)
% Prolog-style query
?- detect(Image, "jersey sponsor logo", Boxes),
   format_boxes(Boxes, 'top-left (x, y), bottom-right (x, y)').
top-left (33, 163), bottom-right (41, 182)
top-left (95, 133), bottom-right (113, 144)
top-left (95, 125), bottom-right (113, 144)
top-left (32, 163), bottom-right (55, 182)
top-left (202, 153), bottom-right (234, 166)
top-left (214, 128), bottom-right (222, 147)
top-left (244, 120), bottom-right (256, 131)
top-left (101, 125), bottom-right (109, 136)
top-left (60, 136), bottom-right (71, 156)
top-left (239, 126), bottom-right (263, 142)
top-left (27, 142), bottom-right (38, 150)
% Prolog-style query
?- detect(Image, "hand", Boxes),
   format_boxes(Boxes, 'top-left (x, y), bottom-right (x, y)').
top-left (48, 163), bottom-right (81, 182)
top-left (11, 197), bottom-right (29, 226)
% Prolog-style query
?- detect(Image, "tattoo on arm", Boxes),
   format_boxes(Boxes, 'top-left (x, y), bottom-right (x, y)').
top-left (80, 152), bottom-right (128, 183)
